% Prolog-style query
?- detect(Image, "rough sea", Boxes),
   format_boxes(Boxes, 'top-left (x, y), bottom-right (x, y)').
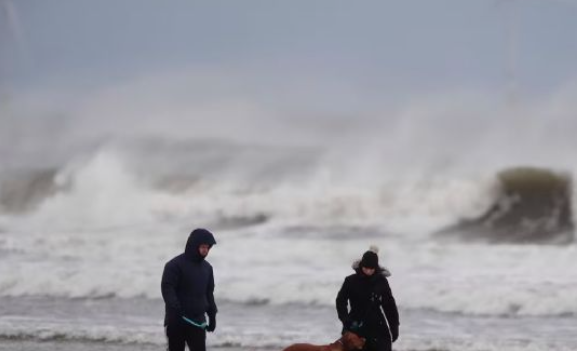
top-left (1, 134), bottom-right (577, 351)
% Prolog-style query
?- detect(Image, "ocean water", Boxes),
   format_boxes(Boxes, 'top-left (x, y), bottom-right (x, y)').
top-left (1, 138), bottom-right (577, 351)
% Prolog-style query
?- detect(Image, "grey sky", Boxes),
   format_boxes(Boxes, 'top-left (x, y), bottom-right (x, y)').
top-left (2, 1), bottom-right (577, 174)
top-left (3, 0), bottom-right (577, 99)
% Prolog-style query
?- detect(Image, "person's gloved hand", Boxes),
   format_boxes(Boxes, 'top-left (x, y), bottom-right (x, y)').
top-left (390, 324), bottom-right (399, 342)
top-left (343, 319), bottom-right (363, 332)
top-left (206, 314), bottom-right (216, 332)
top-left (349, 321), bottom-right (363, 332)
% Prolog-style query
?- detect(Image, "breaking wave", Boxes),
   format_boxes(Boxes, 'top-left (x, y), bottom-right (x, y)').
top-left (1, 140), bottom-right (577, 318)
top-left (0, 168), bottom-right (59, 213)
top-left (0, 139), bottom-right (495, 227)
top-left (2, 141), bottom-right (574, 245)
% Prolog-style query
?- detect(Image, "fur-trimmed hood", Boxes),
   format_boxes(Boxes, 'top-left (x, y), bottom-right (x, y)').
top-left (351, 259), bottom-right (391, 277)
top-left (351, 245), bottom-right (391, 277)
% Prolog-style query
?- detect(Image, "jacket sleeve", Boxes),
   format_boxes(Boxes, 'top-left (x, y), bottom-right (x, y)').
top-left (206, 266), bottom-right (218, 317)
top-left (161, 261), bottom-right (184, 316)
top-left (336, 277), bottom-right (350, 323)
top-left (380, 278), bottom-right (400, 327)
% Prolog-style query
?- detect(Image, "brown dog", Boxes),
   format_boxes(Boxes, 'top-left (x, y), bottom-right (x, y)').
top-left (282, 332), bottom-right (366, 351)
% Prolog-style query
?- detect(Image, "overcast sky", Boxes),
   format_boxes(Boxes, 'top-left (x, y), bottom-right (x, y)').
top-left (2, 1), bottom-right (577, 172)
top-left (2, 0), bottom-right (577, 100)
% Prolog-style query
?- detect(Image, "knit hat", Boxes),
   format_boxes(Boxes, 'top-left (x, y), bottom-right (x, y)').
top-left (359, 250), bottom-right (379, 269)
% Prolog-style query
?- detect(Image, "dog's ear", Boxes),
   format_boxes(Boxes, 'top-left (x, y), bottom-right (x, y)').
top-left (342, 332), bottom-right (365, 351)
top-left (352, 335), bottom-right (365, 350)
top-left (341, 332), bottom-right (352, 350)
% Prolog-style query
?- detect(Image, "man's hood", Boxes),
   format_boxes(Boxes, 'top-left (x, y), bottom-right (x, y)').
top-left (184, 228), bottom-right (217, 261)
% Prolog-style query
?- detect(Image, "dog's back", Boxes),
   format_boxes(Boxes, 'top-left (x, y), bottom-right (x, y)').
top-left (282, 332), bottom-right (365, 351)
top-left (283, 343), bottom-right (330, 351)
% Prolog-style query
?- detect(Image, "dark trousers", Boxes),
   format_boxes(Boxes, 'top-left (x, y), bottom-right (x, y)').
top-left (364, 336), bottom-right (392, 351)
top-left (359, 324), bottom-right (392, 351)
top-left (165, 321), bottom-right (206, 351)
top-left (341, 324), bottom-right (392, 351)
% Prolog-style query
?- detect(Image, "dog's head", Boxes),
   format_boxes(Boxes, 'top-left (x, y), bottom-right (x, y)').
top-left (341, 331), bottom-right (366, 351)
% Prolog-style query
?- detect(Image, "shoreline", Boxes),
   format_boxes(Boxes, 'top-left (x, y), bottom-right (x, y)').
top-left (0, 340), bottom-right (255, 351)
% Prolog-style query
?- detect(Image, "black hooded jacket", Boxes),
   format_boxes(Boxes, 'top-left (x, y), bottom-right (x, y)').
top-left (161, 229), bottom-right (217, 326)
top-left (336, 267), bottom-right (399, 339)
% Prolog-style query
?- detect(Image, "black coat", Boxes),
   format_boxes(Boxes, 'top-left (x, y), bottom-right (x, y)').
top-left (336, 269), bottom-right (399, 339)
top-left (161, 229), bottom-right (217, 326)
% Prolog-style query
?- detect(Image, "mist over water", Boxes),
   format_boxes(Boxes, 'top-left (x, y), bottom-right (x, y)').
top-left (2, 71), bottom-right (577, 318)
top-left (4, 71), bottom-right (577, 170)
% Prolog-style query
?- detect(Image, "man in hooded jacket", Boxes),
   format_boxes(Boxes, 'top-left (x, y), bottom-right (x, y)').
top-left (162, 228), bottom-right (217, 351)
top-left (336, 248), bottom-right (399, 351)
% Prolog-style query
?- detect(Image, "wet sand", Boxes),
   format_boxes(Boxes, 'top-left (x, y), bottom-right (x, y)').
top-left (0, 340), bottom-right (250, 351)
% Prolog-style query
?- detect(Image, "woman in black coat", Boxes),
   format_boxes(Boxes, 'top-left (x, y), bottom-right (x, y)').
top-left (336, 248), bottom-right (399, 351)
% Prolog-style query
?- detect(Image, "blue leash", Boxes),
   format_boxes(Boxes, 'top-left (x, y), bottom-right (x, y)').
top-left (182, 316), bottom-right (208, 329)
